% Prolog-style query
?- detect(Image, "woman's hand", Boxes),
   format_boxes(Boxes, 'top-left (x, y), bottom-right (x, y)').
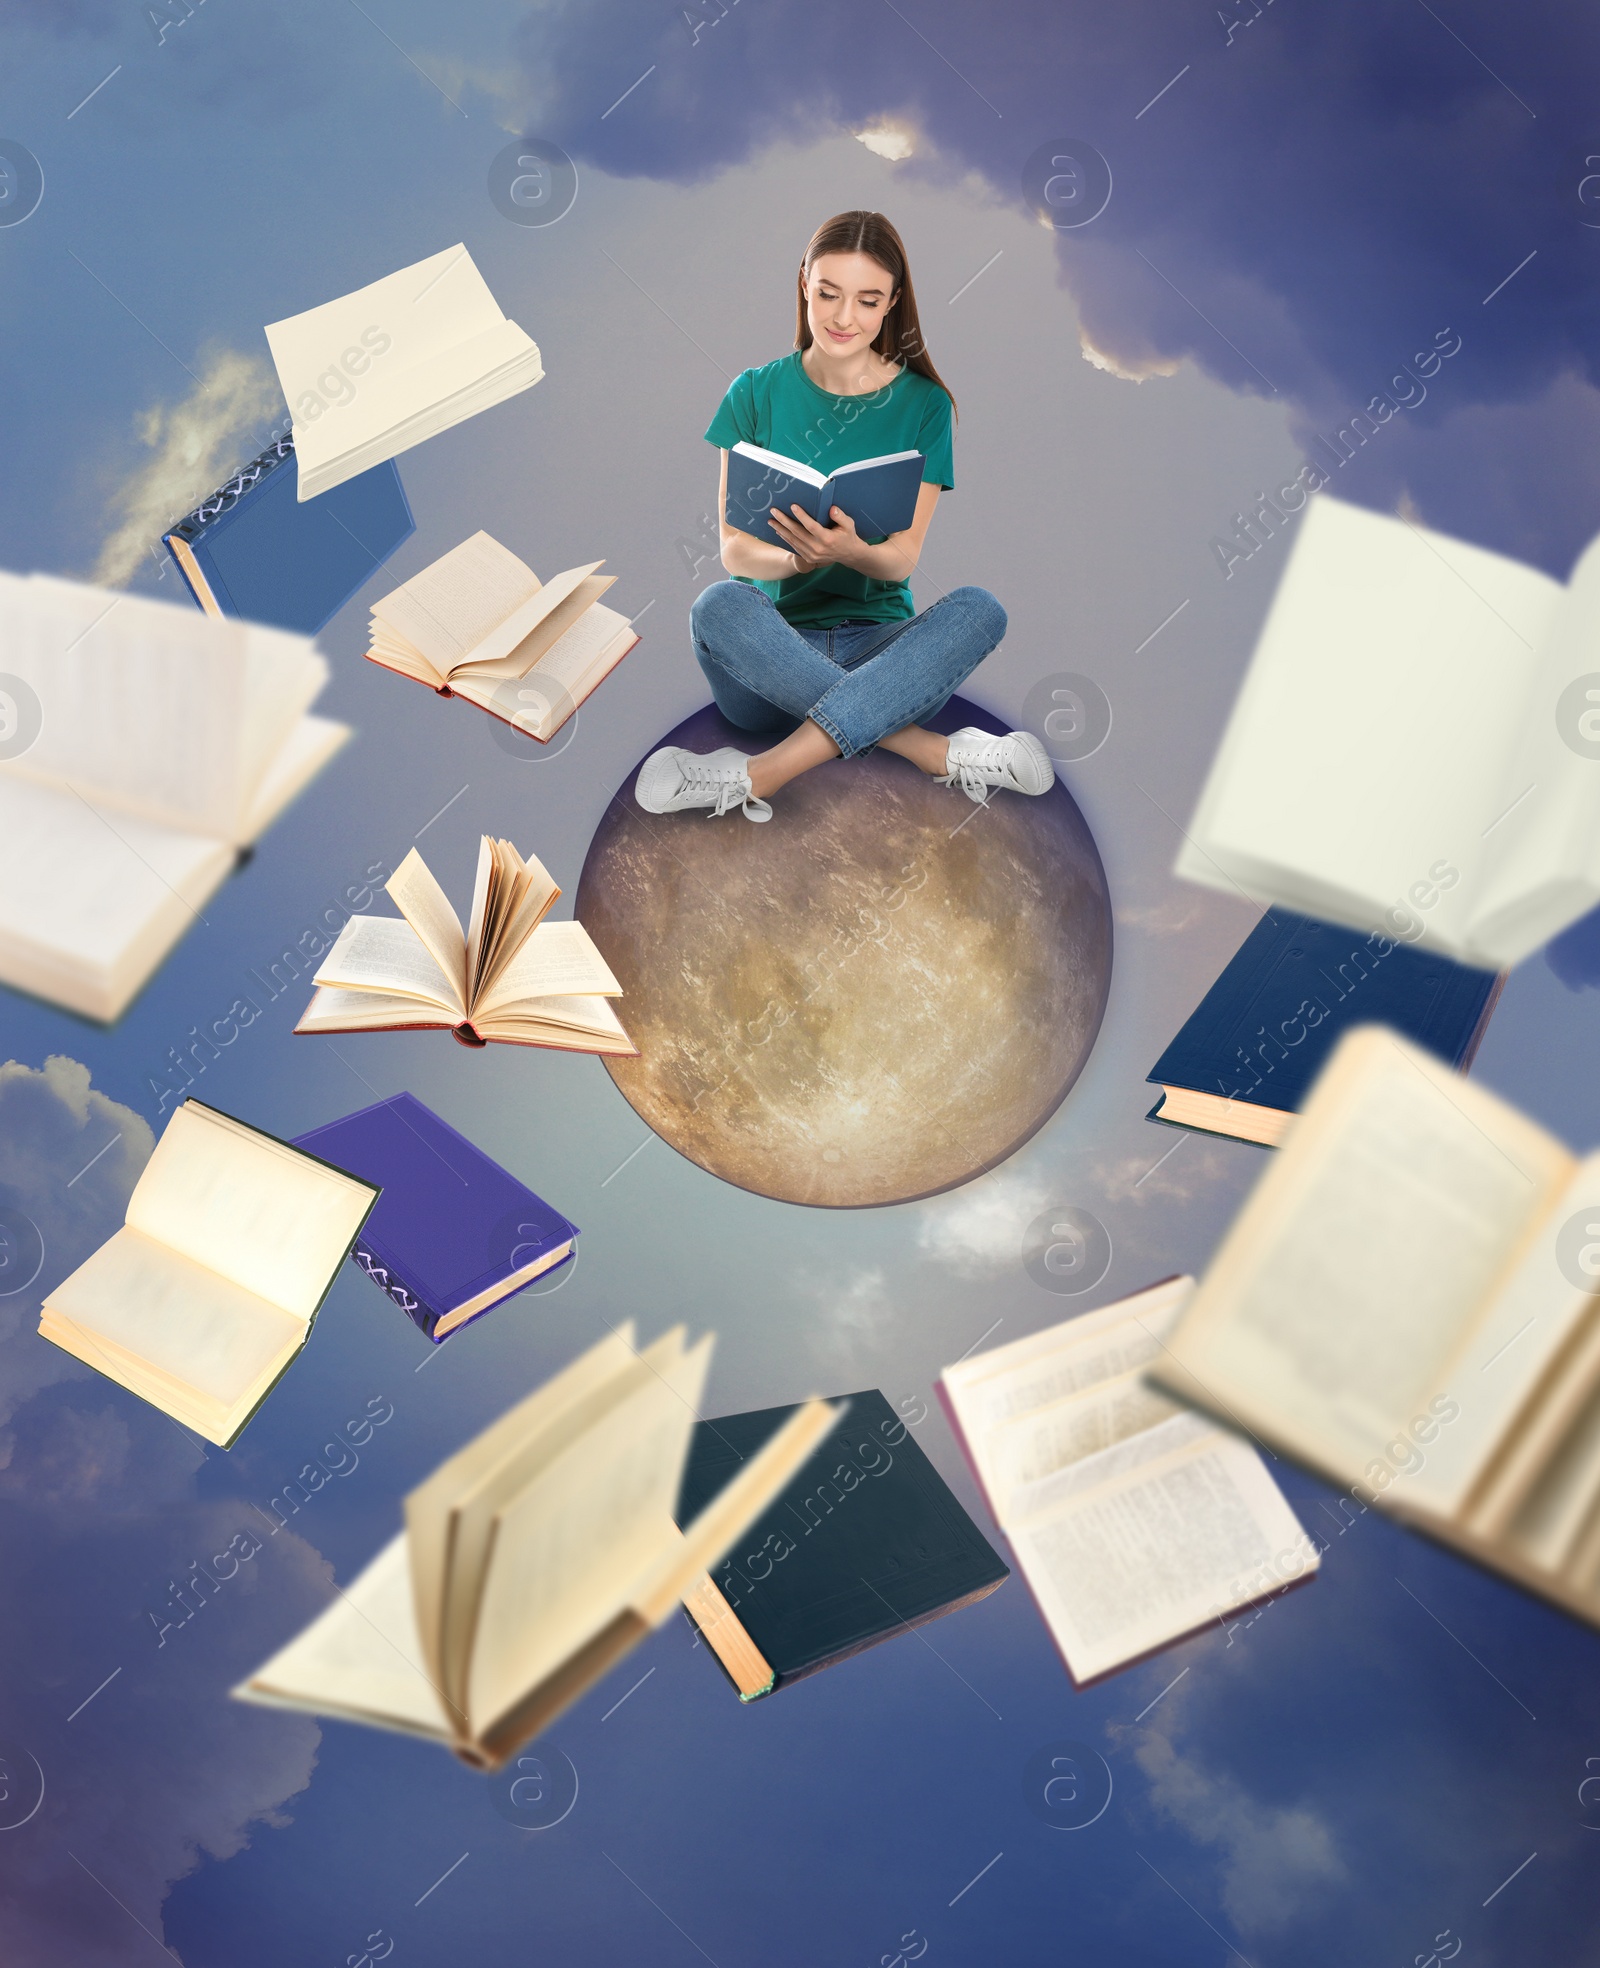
top-left (767, 502), bottom-right (864, 572)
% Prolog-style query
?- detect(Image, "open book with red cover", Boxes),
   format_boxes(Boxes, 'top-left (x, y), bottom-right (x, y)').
top-left (366, 531), bottom-right (636, 744)
top-left (296, 835), bottom-right (634, 1054)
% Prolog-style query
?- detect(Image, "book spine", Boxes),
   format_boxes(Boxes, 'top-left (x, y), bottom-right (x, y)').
top-left (349, 1242), bottom-right (443, 1342)
top-left (170, 432), bottom-right (294, 539)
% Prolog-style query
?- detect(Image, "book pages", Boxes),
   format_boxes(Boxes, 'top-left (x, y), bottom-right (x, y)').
top-left (1159, 1028), bottom-right (1572, 1490)
top-left (3, 574), bottom-right (248, 836)
top-left (1176, 497), bottom-right (1566, 962)
top-left (315, 915), bottom-right (464, 1011)
top-left (475, 922), bottom-right (622, 1015)
top-left (0, 774), bottom-right (233, 1021)
top-left (124, 1102), bottom-right (377, 1320)
top-left (386, 848), bottom-right (468, 1001)
top-left (265, 249), bottom-right (542, 498)
top-left (235, 1534), bottom-right (454, 1740)
top-left (467, 1333), bottom-right (713, 1734)
top-left (372, 531), bottom-right (540, 674)
top-left (1470, 531), bottom-right (1600, 956)
top-left (942, 1280), bottom-right (1317, 1683)
top-left (42, 1226), bottom-right (305, 1409)
top-left (1006, 1431), bottom-right (1315, 1683)
top-left (1398, 1152), bottom-right (1600, 1521)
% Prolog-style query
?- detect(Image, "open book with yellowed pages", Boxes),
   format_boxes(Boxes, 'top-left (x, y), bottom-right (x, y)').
top-left (367, 532), bottom-right (636, 744)
top-left (938, 1279), bottom-right (1319, 1683)
top-left (1153, 1024), bottom-right (1600, 1628)
top-left (234, 1326), bottom-right (839, 1768)
top-left (39, 1100), bottom-right (379, 1447)
top-left (296, 835), bottom-right (633, 1053)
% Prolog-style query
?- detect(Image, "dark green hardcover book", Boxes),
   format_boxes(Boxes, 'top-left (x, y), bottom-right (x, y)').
top-left (673, 1390), bottom-right (1008, 1700)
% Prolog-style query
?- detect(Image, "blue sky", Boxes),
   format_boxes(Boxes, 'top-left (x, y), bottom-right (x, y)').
top-left (1, 2), bottom-right (1599, 1962)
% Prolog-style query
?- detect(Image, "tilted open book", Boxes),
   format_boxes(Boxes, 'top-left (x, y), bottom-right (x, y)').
top-left (39, 1101), bottom-right (379, 1447)
top-left (1178, 495), bottom-right (1600, 968)
top-left (264, 246), bottom-right (543, 501)
top-left (234, 1326), bottom-right (839, 1768)
top-left (1153, 1025), bottom-right (1600, 1628)
top-left (0, 572), bottom-right (348, 1020)
top-left (939, 1280), bottom-right (1318, 1683)
top-left (297, 835), bottom-right (633, 1053)
top-left (368, 532), bottom-right (637, 744)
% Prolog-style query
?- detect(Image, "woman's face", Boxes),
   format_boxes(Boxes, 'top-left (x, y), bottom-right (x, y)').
top-left (804, 251), bottom-right (899, 359)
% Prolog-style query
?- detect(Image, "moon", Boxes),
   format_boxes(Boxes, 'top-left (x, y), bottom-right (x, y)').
top-left (575, 696), bottom-right (1113, 1208)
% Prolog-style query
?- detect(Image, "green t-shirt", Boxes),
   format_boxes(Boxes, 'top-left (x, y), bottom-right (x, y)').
top-left (704, 351), bottom-right (954, 629)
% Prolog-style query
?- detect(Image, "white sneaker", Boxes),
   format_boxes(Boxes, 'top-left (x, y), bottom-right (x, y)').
top-left (938, 727), bottom-right (1054, 804)
top-left (634, 745), bottom-right (773, 821)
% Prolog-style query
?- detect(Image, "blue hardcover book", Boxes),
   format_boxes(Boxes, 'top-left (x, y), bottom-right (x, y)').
top-left (1147, 908), bottom-right (1504, 1147)
top-left (291, 1092), bottom-right (576, 1342)
top-left (163, 433), bottom-right (414, 635)
top-left (725, 441), bottom-right (923, 547)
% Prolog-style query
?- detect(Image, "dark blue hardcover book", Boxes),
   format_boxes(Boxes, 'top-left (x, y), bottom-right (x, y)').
top-left (673, 1389), bottom-right (1008, 1699)
top-left (1147, 908), bottom-right (1504, 1146)
top-left (163, 434), bottom-right (414, 635)
top-left (725, 442), bottom-right (923, 547)
top-left (291, 1092), bottom-right (576, 1342)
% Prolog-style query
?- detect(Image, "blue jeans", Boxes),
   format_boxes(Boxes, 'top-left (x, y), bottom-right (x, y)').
top-left (690, 580), bottom-right (1008, 759)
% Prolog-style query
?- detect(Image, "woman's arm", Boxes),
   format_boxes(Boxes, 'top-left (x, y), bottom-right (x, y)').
top-left (716, 451), bottom-right (942, 582)
top-left (717, 451), bottom-right (801, 580)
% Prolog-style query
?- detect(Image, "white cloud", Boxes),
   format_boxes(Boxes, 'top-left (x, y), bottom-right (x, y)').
top-left (855, 124), bottom-right (915, 161)
top-left (915, 1167), bottom-right (1052, 1277)
top-left (1080, 328), bottom-right (1180, 381)
top-left (91, 347), bottom-right (282, 588)
top-left (1133, 1723), bottom-right (1347, 1936)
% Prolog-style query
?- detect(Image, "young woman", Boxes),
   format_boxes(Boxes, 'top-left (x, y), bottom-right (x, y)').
top-left (635, 209), bottom-right (1050, 822)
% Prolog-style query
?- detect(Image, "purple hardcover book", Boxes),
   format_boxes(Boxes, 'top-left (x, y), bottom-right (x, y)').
top-left (292, 1092), bottom-right (576, 1342)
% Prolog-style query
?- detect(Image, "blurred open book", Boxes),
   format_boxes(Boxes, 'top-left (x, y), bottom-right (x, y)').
top-left (235, 1326), bottom-right (838, 1767)
top-left (0, 573), bottom-right (347, 1020)
top-left (368, 532), bottom-right (636, 744)
top-left (297, 835), bottom-right (633, 1052)
top-left (1178, 496), bottom-right (1600, 967)
top-left (1155, 1025), bottom-right (1600, 1627)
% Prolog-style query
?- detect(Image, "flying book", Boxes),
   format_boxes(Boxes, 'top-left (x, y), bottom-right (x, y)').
top-left (366, 532), bottom-right (637, 744)
top-left (264, 246), bottom-right (543, 501)
top-left (233, 1326), bottom-right (840, 1767)
top-left (1152, 1025), bottom-right (1600, 1632)
top-left (163, 434), bottom-right (414, 635)
top-left (1177, 494), bottom-right (1600, 968)
top-left (725, 443), bottom-right (923, 547)
top-left (0, 572), bottom-right (348, 1021)
top-left (293, 1092), bottom-right (577, 1343)
top-left (38, 1100), bottom-right (378, 1447)
top-left (296, 835), bottom-right (634, 1054)
top-left (674, 1390), bottom-right (1008, 1700)
top-left (938, 1279), bottom-right (1320, 1684)
top-left (1147, 908), bottom-right (1504, 1147)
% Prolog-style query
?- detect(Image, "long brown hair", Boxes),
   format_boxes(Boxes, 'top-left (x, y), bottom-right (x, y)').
top-left (794, 211), bottom-right (956, 416)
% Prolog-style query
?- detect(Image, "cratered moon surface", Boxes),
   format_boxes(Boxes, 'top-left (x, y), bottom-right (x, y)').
top-left (575, 696), bottom-right (1112, 1207)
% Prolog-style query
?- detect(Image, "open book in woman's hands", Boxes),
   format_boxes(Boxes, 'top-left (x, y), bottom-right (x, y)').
top-left (296, 835), bottom-right (635, 1053)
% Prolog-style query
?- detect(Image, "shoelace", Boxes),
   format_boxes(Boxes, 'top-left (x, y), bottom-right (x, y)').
top-left (939, 737), bottom-right (1011, 803)
top-left (677, 757), bottom-right (773, 822)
